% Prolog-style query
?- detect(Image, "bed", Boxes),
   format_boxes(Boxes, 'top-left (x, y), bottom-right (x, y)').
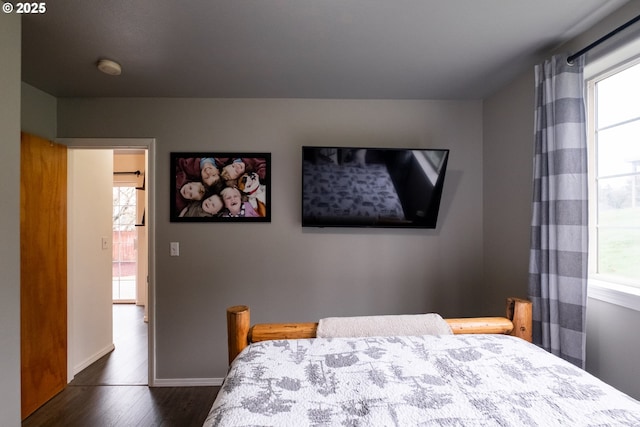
top-left (204, 298), bottom-right (640, 426)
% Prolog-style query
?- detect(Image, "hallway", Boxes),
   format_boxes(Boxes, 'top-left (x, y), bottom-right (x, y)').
top-left (72, 304), bottom-right (147, 386)
top-left (22, 304), bottom-right (218, 426)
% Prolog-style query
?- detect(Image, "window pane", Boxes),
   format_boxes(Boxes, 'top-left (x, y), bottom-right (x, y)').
top-left (596, 120), bottom-right (640, 177)
top-left (598, 176), bottom-right (640, 223)
top-left (120, 205), bottom-right (136, 222)
top-left (597, 226), bottom-right (640, 281)
top-left (596, 62), bottom-right (640, 128)
top-left (590, 58), bottom-right (640, 289)
top-left (113, 187), bottom-right (137, 228)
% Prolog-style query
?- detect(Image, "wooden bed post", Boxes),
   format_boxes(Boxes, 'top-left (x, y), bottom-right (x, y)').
top-left (227, 305), bottom-right (250, 364)
top-left (225, 298), bottom-right (534, 364)
top-left (506, 297), bottom-right (533, 343)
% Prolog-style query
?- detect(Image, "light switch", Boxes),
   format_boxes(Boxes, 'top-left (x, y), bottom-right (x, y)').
top-left (101, 237), bottom-right (109, 250)
top-left (170, 242), bottom-right (180, 256)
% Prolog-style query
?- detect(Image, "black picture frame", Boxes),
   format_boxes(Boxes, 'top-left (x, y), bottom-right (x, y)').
top-left (170, 152), bottom-right (271, 222)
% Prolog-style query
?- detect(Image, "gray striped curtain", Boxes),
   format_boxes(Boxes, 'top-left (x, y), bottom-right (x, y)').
top-left (528, 54), bottom-right (589, 368)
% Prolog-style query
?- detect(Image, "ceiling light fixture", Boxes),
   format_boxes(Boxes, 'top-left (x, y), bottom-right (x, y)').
top-left (97, 58), bottom-right (122, 76)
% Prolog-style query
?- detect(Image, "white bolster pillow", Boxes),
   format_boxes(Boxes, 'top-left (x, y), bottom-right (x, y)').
top-left (316, 313), bottom-right (453, 338)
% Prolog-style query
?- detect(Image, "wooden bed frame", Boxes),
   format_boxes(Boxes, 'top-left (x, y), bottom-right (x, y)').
top-left (226, 297), bottom-right (532, 364)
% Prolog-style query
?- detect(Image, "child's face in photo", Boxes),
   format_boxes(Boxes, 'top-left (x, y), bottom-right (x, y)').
top-left (222, 162), bottom-right (246, 180)
top-left (201, 162), bottom-right (220, 186)
top-left (180, 181), bottom-right (205, 200)
top-left (222, 188), bottom-right (242, 214)
top-left (202, 194), bottom-right (223, 215)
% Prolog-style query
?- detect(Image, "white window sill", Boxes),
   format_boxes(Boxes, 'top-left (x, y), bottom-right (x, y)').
top-left (588, 279), bottom-right (640, 312)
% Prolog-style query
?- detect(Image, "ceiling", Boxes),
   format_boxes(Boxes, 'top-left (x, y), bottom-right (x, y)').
top-left (20, 0), bottom-right (628, 100)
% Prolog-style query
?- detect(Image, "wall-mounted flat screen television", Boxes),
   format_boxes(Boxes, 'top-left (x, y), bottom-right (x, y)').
top-left (302, 147), bottom-right (449, 228)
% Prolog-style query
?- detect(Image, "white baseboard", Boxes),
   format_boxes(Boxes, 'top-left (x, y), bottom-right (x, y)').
top-left (71, 341), bottom-right (224, 387)
top-left (151, 377), bottom-right (224, 387)
top-left (73, 343), bottom-right (116, 376)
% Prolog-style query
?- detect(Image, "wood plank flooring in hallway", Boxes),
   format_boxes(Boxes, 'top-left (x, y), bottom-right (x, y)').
top-left (22, 304), bottom-right (219, 427)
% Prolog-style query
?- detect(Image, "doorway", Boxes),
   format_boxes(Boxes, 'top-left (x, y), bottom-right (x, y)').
top-left (63, 138), bottom-right (155, 387)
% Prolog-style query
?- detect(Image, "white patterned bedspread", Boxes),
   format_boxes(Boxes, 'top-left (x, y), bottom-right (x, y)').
top-left (204, 335), bottom-right (640, 426)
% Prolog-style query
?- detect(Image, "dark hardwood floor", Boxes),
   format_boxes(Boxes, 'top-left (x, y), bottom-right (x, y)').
top-left (22, 304), bottom-right (219, 427)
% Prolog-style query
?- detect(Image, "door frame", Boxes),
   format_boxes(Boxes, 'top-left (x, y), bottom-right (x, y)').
top-left (59, 138), bottom-right (157, 386)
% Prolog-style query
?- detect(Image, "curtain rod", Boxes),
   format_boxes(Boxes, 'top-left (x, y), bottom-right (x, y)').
top-left (567, 14), bottom-right (640, 64)
top-left (113, 170), bottom-right (141, 176)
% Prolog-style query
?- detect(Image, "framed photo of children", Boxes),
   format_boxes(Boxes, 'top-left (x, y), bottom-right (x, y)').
top-left (170, 152), bottom-right (271, 222)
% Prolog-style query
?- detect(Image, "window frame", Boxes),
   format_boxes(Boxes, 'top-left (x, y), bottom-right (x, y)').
top-left (586, 51), bottom-right (640, 311)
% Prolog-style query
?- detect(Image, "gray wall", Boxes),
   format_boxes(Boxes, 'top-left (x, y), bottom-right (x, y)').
top-left (21, 83), bottom-right (57, 140)
top-left (482, 72), bottom-right (534, 315)
top-left (587, 298), bottom-right (640, 399)
top-left (58, 98), bottom-right (486, 379)
top-left (0, 8), bottom-right (22, 426)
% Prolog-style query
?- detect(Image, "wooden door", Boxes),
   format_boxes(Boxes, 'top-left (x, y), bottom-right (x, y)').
top-left (20, 132), bottom-right (68, 419)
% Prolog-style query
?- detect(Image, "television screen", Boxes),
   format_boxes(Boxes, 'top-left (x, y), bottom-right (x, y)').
top-left (302, 147), bottom-right (449, 228)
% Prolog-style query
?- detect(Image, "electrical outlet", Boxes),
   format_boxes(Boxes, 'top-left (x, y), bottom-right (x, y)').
top-left (170, 242), bottom-right (180, 256)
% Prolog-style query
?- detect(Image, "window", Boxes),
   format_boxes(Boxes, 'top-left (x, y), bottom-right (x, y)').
top-left (113, 186), bottom-right (138, 302)
top-left (587, 58), bottom-right (640, 301)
